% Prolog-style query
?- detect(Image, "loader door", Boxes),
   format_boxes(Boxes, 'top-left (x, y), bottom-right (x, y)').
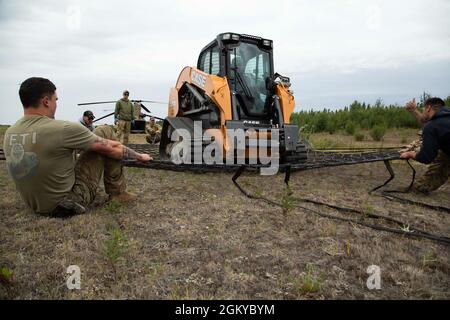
top-left (227, 42), bottom-right (273, 121)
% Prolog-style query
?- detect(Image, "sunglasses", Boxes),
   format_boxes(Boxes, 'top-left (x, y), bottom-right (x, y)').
top-left (124, 93), bottom-right (129, 96)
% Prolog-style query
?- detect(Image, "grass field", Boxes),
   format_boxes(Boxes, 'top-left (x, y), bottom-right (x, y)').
top-left (0, 128), bottom-right (449, 299)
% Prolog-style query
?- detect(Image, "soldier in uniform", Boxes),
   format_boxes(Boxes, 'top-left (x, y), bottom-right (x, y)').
top-left (400, 97), bottom-right (450, 194)
top-left (145, 117), bottom-right (162, 144)
top-left (3, 77), bottom-right (152, 217)
top-left (115, 90), bottom-right (134, 144)
top-left (79, 110), bottom-right (95, 131)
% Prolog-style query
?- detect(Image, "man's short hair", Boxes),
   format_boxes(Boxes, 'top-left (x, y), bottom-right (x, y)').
top-left (424, 97), bottom-right (445, 109)
top-left (123, 90), bottom-right (129, 95)
top-left (83, 110), bottom-right (95, 119)
top-left (19, 77), bottom-right (56, 108)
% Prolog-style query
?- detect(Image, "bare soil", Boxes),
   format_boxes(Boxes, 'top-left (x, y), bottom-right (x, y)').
top-left (0, 131), bottom-right (449, 299)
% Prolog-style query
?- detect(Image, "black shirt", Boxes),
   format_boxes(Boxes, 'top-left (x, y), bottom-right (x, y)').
top-left (415, 106), bottom-right (450, 164)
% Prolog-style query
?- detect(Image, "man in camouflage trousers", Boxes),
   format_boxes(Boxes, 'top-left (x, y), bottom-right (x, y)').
top-left (115, 90), bottom-right (134, 144)
top-left (145, 117), bottom-right (162, 144)
top-left (401, 97), bottom-right (450, 194)
top-left (4, 78), bottom-right (152, 217)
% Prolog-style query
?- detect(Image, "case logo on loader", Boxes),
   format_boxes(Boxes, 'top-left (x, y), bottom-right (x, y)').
top-left (243, 120), bottom-right (261, 125)
top-left (191, 70), bottom-right (207, 89)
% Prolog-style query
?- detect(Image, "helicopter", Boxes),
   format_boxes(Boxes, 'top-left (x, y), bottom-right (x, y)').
top-left (77, 99), bottom-right (166, 133)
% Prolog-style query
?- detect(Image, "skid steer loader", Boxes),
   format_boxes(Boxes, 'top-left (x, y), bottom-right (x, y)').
top-left (160, 32), bottom-right (307, 164)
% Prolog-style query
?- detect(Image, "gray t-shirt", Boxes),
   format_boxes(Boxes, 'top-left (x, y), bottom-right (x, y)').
top-left (3, 115), bottom-right (97, 213)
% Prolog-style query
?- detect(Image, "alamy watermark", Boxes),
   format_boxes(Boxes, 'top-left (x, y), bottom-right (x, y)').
top-left (66, 265), bottom-right (81, 290)
top-left (168, 121), bottom-right (280, 175)
top-left (66, 5), bottom-right (81, 31)
top-left (366, 265), bottom-right (381, 290)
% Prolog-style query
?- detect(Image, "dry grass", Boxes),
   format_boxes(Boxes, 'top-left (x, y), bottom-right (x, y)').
top-left (309, 128), bottom-right (419, 149)
top-left (0, 131), bottom-right (449, 299)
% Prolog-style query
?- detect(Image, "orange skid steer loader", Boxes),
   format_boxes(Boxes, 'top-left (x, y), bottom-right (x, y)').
top-left (160, 32), bottom-right (307, 164)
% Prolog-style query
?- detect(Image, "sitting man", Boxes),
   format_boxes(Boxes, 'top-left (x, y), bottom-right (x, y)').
top-left (79, 110), bottom-right (95, 131)
top-left (145, 117), bottom-right (162, 144)
top-left (400, 97), bottom-right (450, 194)
top-left (3, 77), bottom-right (152, 217)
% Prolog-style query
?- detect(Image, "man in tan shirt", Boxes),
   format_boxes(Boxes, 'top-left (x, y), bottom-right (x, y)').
top-left (4, 77), bottom-right (152, 217)
top-left (145, 117), bottom-right (162, 144)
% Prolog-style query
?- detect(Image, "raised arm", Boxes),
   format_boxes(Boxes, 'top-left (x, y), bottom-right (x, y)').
top-left (90, 136), bottom-right (152, 162)
top-left (406, 98), bottom-right (426, 126)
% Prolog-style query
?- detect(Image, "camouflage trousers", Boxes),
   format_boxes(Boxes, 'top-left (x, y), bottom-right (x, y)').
top-left (415, 151), bottom-right (450, 194)
top-left (117, 120), bottom-right (131, 144)
top-left (50, 125), bottom-right (126, 217)
top-left (145, 132), bottom-right (161, 144)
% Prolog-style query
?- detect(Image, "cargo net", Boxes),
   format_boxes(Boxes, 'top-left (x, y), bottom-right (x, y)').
top-left (1, 145), bottom-right (449, 245)
top-left (121, 144), bottom-right (401, 173)
top-left (0, 145), bottom-right (401, 171)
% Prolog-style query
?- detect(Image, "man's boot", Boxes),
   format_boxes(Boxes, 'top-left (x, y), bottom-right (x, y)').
top-left (109, 191), bottom-right (137, 203)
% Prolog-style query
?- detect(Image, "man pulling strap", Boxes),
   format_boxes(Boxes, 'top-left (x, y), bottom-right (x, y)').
top-left (3, 77), bottom-right (152, 217)
top-left (400, 97), bottom-right (450, 194)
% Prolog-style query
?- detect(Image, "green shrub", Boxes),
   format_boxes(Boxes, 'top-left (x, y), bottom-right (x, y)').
top-left (104, 200), bottom-right (121, 215)
top-left (345, 122), bottom-right (356, 135)
top-left (370, 125), bottom-right (387, 141)
top-left (299, 124), bottom-right (315, 141)
top-left (281, 185), bottom-right (294, 214)
top-left (326, 119), bottom-right (338, 134)
top-left (104, 227), bottom-right (126, 266)
top-left (0, 266), bottom-right (14, 285)
top-left (299, 265), bottom-right (323, 294)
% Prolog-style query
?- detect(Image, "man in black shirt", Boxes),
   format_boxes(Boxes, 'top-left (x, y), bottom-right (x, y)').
top-left (400, 97), bottom-right (450, 193)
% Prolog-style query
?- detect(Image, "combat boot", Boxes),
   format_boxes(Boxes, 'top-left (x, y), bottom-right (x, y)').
top-left (50, 197), bottom-right (86, 218)
top-left (109, 191), bottom-right (137, 203)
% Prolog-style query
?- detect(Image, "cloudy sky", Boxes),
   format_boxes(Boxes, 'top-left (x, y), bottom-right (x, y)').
top-left (0, 0), bottom-right (449, 125)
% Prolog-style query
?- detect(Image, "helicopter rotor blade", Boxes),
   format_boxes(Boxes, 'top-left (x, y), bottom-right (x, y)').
top-left (141, 113), bottom-right (165, 121)
top-left (132, 100), bottom-right (166, 105)
top-left (79, 100), bottom-right (166, 106)
top-left (139, 103), bottom-right (152, 114)
top-left (78, 101), bottom-right (117, 106)
top-left (139, 103), bottom-right (165, 121)
top-left (93, 112), bottom-right (115, 123)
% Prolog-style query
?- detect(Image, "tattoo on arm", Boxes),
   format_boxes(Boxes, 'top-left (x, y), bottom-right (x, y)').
top-left (95, 136), bottom-right (109, 147)
top-left (122, 146), bottom-right (140, 160)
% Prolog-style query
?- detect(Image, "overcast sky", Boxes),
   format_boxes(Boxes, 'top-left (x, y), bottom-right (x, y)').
top-left (1, 0), bottom-right (449, 125)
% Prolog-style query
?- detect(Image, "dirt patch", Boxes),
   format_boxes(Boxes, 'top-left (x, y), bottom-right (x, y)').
top-left (0, 132), bottom-right (449, 299)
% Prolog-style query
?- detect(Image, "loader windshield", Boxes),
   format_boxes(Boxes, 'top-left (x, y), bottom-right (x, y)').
top-left (230, 42), bottom-right (271, 117)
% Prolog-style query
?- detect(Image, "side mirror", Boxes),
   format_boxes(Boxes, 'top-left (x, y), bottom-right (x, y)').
top-left (265, 76), bottom-right (275, 91)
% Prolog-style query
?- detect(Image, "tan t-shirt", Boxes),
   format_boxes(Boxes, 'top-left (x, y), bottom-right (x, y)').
top-left (3, 115), bottom-right (97, 213)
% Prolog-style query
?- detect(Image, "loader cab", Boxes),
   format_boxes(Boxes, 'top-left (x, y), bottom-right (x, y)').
top-left (197, 33), bottom-right (275, 123)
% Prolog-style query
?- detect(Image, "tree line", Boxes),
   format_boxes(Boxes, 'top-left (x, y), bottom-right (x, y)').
top-left (290, 94), bottom-right (450, 136)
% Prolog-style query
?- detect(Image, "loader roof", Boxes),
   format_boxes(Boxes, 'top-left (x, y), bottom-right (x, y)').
top-left (201, 32), bottom-right (273, 52)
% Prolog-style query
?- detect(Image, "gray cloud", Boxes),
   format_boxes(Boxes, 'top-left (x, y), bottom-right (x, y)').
top-left (1, 0), bottom-right (449, 124)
